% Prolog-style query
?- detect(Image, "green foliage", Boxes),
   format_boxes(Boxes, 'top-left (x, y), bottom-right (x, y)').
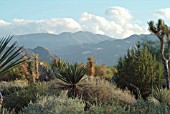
top-left (0, 80), bottom-right (27, 89)
top-left (1, 81), bottom-right (170, 114)
top-left (153, 88), bottom-right (170, 106)
top-left (89, 98), bottom-right (170, 114)
top-left (141, 40), bottom-right (161, 61)
top-left (55, 63), bottom-right (87, 98)
top-left (0, 36), bottom-right (26, 77)
top-left (3, 82), bottom-right (49, 112)
top-left (95, 64), bottom-right (117, 80)
top-left (51, 59), bottom-right (67, 72)
top-left (148, 21), bottom-right (157, 33)
top-left (148, 19), bottom-right (169, 36)
top-left (128, 98), bottom-right (170, 114)
top-left (116, 42), bottom-right (164, 99)
top-left (0, 68), bottom-right (19, 81)
top-left (0, 107), bottom-right (16, 114)
top-left (22, 91), bottom-right (85, 114)
top-left (27, 60), bottom-right (35, 76)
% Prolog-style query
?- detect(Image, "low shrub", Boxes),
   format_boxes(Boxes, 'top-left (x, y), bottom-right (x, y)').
top-left (0, 107), bottom-right (16, 114)
top-left (153, 88), bottom-right (170, 106)
top-left (81, 78), bottom-right (136, 105)
top-left (89, 98), bottom-right (170, 114)
top-left (3, 82), bottom-right (49, 112)
top-left (0, 80), bottom-right (28, 89)
top-left (22, 91), bottom-right (85, 114)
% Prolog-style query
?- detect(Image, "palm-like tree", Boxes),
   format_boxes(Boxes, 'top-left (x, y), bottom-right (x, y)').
top-left (0, 36), bottom-right (26, 77)
top-left (148, 19), bottom-right (170, 89)
top-left (56, 63), bottom-right (87, 98)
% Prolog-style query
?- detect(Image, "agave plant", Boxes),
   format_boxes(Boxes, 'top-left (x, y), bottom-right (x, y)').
top-left (56, 63), bottom-right (87, 98)
top-left (0, 36), bottom-right (26, 77)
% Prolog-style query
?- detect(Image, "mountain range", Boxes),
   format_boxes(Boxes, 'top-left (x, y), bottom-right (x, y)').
top-left (12, 31), bottom-right (159, 66)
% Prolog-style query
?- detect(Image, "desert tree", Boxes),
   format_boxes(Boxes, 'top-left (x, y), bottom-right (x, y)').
top-left (148, 19), bottom-right (170, 89)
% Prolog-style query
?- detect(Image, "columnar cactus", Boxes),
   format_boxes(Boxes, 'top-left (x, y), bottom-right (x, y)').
top-left (34, 55), bottom-right (39, 81)
top-left (87, 56), bottom-right (95, 77)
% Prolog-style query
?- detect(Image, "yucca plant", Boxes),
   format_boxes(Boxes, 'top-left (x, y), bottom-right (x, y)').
top-left (153, 87), bottom-right (170, 105)
top-left (51, 58), bottom-right (67, 72)
top-left (0, 36), bottom-right (26, 77)
top-left (56, 63), bottom-right (87, 98)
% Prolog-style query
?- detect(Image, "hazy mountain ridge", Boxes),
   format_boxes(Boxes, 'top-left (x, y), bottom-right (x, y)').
top-left (12, 31), bottom-right (159, 65)
top-left (24, 47), bottom-right (58, 63)
top-left (13, 31), bottom-right (111, 49)
top-left (51, 33), bottom-right (159, 65)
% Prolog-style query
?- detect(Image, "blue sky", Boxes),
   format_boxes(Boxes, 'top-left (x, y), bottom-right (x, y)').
top-left (1, 0), bottom-right (170, 38)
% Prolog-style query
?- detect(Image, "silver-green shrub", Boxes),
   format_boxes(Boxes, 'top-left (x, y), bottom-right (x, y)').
top-left (22, 91), bottom-right (85, 114)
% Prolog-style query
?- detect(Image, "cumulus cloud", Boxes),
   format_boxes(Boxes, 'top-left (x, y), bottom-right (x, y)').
top-left (79, 11), bottom-right (147, 38)
top-left (0, 19), bottom-right (10, 26)
top-left (0, 6), bottom-right (148, 38)
top-left (154, 8), bottom-right (170, 20)
top-left (105, 6), bottom-right (132, 25)
top-left (79, 12), bottom-right (121, 35)
top-left (0, 18), bottom-right (81, 36)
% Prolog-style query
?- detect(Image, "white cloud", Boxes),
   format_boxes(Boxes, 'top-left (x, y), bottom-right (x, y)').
top-left (0, 19), bottom-right (10, 26)
top-left (80, 12), bottom-right (120, 35)
top-left (105, 6), bottom-right (132, 25)
top-left (79, 11), bottom-right (147, 38)
top-left (0, 6), bottom-right (148, 39)
top-left (0, 18), bottom-right (81, 36)
top-left (154, 8), bottom-right (170, 19)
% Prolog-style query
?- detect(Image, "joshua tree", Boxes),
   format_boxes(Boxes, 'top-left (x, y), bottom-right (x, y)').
top-left (0, 36), bottom-right (26, 77)
top-left (148, 19), bottom-right (170, 89)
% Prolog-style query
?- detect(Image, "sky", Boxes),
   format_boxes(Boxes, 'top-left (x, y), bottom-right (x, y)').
top-left (1, 0), bottom-right (170, 38)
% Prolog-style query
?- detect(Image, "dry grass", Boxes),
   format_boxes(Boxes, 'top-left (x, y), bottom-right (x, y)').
top-left (80, 77), bottom-right (136, 105)
top-left (0, 80), bottom-right (28, 90)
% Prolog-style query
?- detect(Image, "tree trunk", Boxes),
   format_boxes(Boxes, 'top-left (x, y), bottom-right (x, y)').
top-left (162, 57), bottom-right (169, 89)
top-left (159, 37), bottom-right (170, 90)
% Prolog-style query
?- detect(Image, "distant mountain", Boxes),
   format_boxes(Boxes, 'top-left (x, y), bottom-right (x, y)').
top-left (13, 31), bottom-right (111, 49)
top-left (12, 31), bottom-right (159, 65)
top-left (51, 34), bottom-right (159, 65)
top-left (24, 47), bottom-right (58, 63)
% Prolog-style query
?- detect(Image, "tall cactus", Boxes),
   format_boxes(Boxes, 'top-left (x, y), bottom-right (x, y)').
top-left (87, 56), bottom-right (95, 77)
top-left (34, 55), bottom-right (39, 82)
